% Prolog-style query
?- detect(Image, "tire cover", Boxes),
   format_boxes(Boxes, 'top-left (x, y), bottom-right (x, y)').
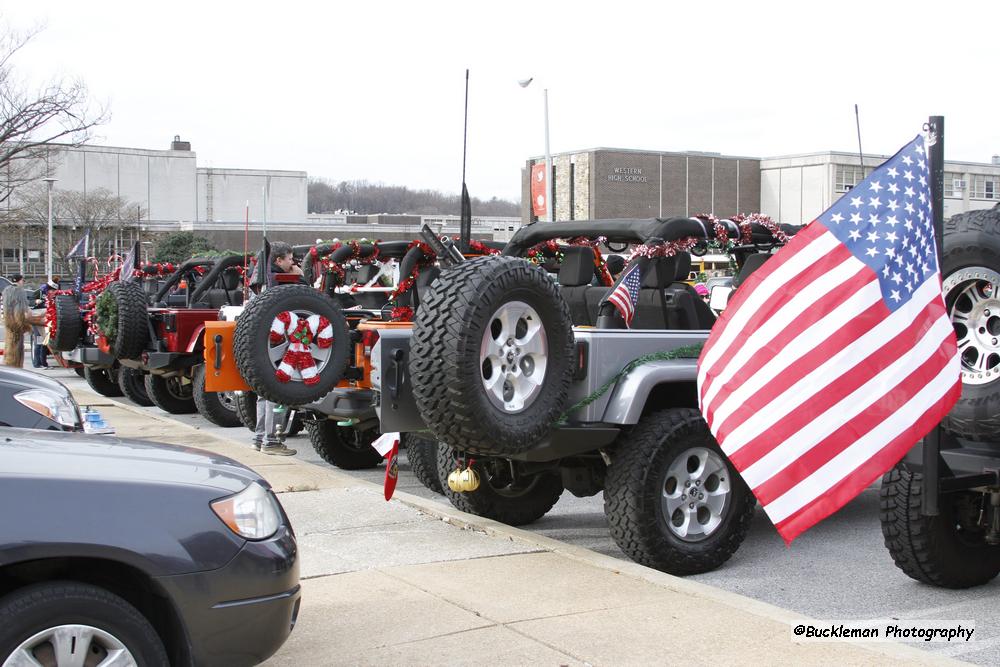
top-left (234, 284), bottom-right (350, 405)
top-left (410, 255), bottom-right (574, 456)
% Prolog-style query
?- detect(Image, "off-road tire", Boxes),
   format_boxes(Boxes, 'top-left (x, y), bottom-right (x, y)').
top-left (234, 284), bottom-right (350, 406)
top-left (144, 374), bottom-right (196, 414)
top-left (192, 364), bottom-right (242, 427)
top-left (0, 581), bottom-right (168, 667)
top-left (436, 443), bottom-right (563, 525)
top-left (940, 205), bottom-right (1000, 440)
top-left (880, 465), bottom-right (1000, 588)
top-left (49, 294), bottom-right (83, 351)
top-left (604, 408), bottom-right (756, 575)
top-left (306, 419), bottom-right (382, 469)
top-left (118, 366), bottom-right (153, 407)
top-left (102, 280), bottom-right (149, 360)
top-left (73, 366), bottom-right (85, 378)
top-left (405, 434), bottom-right (442, 494)
top-left (410, 256), bottom-right (574, 456)
top-left (84, 365), bottom-right (123, 397)
top-left (235, 391), bottom-right (257, 431)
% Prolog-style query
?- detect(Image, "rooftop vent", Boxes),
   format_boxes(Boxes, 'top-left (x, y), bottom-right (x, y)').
top-left (993, 155), bottom-right (1000, 166)
top-left (171, 135), bottom-right (191, 151)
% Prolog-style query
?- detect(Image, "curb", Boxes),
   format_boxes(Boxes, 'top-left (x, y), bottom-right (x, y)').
top-left (88, 388), bottom-right (964, 666)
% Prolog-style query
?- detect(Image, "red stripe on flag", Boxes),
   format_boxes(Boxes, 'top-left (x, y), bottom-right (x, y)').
top-left (772, 381), bottom-right (962, 544)
top-left (699, 228), bottom-right (851, 402)
top-left (704, 265), bottom-right (874, 429)
top-left (751, 332), bottom-right (957, 506)
top-left (721, 296), bottom-right (946, 469)
top-left (698, 221), bottom-right (828, 364)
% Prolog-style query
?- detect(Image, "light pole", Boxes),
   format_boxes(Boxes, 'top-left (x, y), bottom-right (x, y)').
top-left (518, 78), bottom-right (554, 222)
top-left (43, 177), bottom-right (57, 280)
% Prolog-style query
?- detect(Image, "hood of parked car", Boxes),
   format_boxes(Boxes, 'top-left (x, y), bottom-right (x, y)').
top-left (0, 427), bottom-right (260, 494)
top-left (0, 366), bottom-right (74, 396)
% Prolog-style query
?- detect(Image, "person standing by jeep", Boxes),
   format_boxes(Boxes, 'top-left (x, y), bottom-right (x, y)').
top-left (2, 275), bottom-right (45, 368)
top-left (251, 242), bottom-right (303, 455)
top-left (30, 275), bottom-right (60, 368)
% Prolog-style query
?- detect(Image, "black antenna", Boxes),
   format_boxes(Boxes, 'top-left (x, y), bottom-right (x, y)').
top-left (459, 69), bottom-right (471, 252)
top-left (854, 104), bottom-right (865, 181)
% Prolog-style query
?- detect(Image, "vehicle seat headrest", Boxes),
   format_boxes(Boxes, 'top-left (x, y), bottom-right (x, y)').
top-left (558, 246), bottom-right (595, 287)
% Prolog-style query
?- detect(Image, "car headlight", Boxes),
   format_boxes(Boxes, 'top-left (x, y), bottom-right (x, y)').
top-left (14, 389), bottom-right (82, 429)
top-left (211, 482), bottom-right (282, 540)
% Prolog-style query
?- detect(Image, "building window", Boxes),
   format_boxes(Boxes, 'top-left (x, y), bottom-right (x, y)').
top-left (944, 172), bottom-right (964, 198)
top-left (835, 165), bottom-right (865, 193)
top-left (971, 174), bottom-right (1000, 200)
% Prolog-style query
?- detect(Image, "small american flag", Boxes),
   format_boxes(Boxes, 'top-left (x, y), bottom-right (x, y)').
top-left (697, 134), bottom-right (961, 544)
top-left (605, 263), bottom-right (641, 327)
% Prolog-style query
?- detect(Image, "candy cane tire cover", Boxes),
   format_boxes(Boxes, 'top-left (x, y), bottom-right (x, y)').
top-left (234, 284), bottom-right (350, 405)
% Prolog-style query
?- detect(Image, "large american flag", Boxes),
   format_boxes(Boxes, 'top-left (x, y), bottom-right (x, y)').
top-left (697, 135), bottom-right (961, 544)
top-left (605, 263), bottom-right (641, 327)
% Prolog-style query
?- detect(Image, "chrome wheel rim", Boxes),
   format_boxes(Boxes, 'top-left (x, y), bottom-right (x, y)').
top-left (944, 266), bottom-right (1000, 386)
top-left (3, 623), bottom-right (137, 667)
top-left (661, 447), bottom-right (731, 541)
top-left (268, 310), bottom-right (333, 382)
top-left (479, 300), bottom-right (548, 413)
top-left (165, 377), bottom-right (192, 400)
top-left (220, 392), bottom-right (237, 412)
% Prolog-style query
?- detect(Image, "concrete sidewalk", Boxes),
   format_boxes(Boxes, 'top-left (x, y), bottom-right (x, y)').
top-left (72, 386), bottom-right (961, 666)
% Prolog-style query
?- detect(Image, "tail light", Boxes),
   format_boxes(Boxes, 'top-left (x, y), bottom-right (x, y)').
top-left (361, 330), bottom-right (379, 357)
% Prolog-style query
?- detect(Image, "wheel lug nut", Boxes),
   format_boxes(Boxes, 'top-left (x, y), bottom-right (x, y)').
top-left (689, 503), bottom-right (695, 509)
top-left (695, 480), bottom-right (701, 486)
top-left (684, 480), bottom-right (691, 487)
top-left (993, 338), bottom-right (998, 346)
top-left (681, 494), bottom-right (687, 500)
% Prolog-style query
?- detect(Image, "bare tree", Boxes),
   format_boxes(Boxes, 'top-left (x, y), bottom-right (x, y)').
top-left (0, 21), bottom-right (107, 209)
top-left (17, 185), bottom-right (144, 267)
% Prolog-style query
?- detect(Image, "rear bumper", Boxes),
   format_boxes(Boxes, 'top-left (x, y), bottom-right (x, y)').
top-left (64, 346), bottom-right (114, 366)
top-left (306, 387), bottom-right (376, 420)
top-left (155, 525), bottom-right (300, 666)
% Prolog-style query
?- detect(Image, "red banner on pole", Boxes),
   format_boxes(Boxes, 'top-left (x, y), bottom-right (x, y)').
top-left (530, 163), bottom-right (547, 218)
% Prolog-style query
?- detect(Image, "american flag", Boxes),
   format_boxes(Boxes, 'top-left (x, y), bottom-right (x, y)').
top-left (697, 134), bottom-right (961, 544)
top-left (605, 263), bottom-right (641, 327)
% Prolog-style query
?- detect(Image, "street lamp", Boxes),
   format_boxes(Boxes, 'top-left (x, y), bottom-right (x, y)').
top-left (43, 177), bottom-right (57, 280)
top-left (518, 78), bottom-right (553, 222)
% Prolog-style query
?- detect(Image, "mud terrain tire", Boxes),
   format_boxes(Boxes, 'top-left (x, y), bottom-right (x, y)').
top-left (405, 434), bottom-right (442, 494)
top-left (99, 281), bottom-right (149, 360)
top-left (410, 256), bottom-right (574, 456)
top-left (306, 419), bottom-right (382, 470)
top-left (144, 374), bottom-right (196, 414)
top-left (192, 364), bottom-right (242, 427)
top-left (118, 366), bottom-right (153, 406)
top-left (84, 365), bottom-right (123, 397)
top-left (880, 465), bottom-right (1000, 588)
top-left (436, 443), bottom-right (563, 525)
top-left (604, 408), bottom-right (756, 575)
top-left (49, 294), bottom-right (83, 351)
top-left (234, 285), bottom-right (350, 406)
top-left (235, 391), bottom-right (257, 431)
top-left (940, 205), bottom-right (1000, 440)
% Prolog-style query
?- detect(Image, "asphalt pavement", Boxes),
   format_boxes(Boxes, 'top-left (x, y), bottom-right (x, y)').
top-left (50, 365), bottom-right (999, 665)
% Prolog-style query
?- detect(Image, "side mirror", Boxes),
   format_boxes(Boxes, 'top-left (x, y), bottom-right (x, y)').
top-left (709, 285), bottom-right (732, 313)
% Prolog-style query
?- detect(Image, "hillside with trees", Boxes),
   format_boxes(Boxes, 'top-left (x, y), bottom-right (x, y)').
top-left (308, 179), bottom-right (519, 217)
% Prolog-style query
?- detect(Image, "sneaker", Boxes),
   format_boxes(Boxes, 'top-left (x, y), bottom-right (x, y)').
top-left (251, 440), bottom-right (262, 451)
top-left (262, 443), bottom-right (297, 456)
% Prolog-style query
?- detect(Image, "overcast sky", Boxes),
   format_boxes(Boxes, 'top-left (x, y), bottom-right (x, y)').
top-left (8, 0), bottom-right (999, 202)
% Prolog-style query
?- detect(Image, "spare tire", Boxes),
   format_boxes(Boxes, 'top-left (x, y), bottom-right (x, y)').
top-left (234, 284), bottom-right (350, 406)
top-left (410, 255), bottom-right (574, 456)
top-left (48, 294), bottom-right (83, 352)
top-left (940, 205), bottom-right (1000, 440)
top-left (95, 281), bottom-right (149, 360)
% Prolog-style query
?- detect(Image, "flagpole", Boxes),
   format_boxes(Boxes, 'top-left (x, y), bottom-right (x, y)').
top-left (243, 200), bottom-right (250, 302)
top-left (922, 115), bottom-right (945, 517)
top-left (854, 104), bottom-right (865, 178)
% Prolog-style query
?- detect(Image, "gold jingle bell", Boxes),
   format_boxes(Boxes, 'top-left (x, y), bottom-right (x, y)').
top-left (447, 465), bottom-right (480, 493)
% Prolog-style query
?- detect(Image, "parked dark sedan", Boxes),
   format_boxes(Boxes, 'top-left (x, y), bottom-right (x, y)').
top-left (0, 366), bottom-right (83, 431)
top-left (0, 428), bottom-right (299, 666)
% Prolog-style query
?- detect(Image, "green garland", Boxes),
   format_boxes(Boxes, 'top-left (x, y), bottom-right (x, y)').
top-left (558, 343), bottom-right (704, 424)
top-left (95, 290), bottom-right (118, 342)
